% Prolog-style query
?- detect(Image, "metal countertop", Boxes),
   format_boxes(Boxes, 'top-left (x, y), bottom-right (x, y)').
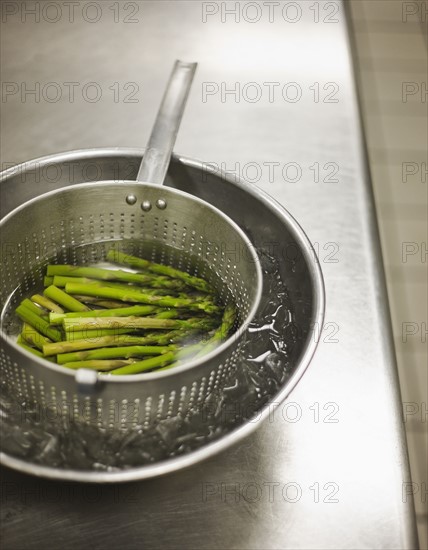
top-left (0, 1), bottom-right (418, 548)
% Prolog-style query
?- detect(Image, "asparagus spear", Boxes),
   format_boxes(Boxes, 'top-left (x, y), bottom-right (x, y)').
top-left (43, 330), bottom-right (191, 356)
top-left (44, 285), bottom-right (90, 313)
top-left (218, 303), bottom-right (237, 336)
top-left (64, 328), bottom-right (134, 341)
top-left (77, 281), bottom-right (211, 300)
top-left (31, 294), bottom-right (64, 313)
top-left (107, 250), bottom-right (213, 293)
top-left (71, 296), bottom-right (132, 308)
top-left (62, 316), bottom-right (218, 333)
top-left (50, 308), bottom-right (180, 330)
top-left (20, 322), bottom-right (52, 350)
top-left (57, 345), bottom-right (176, 364)
top-left (20, 299), bottom-right (49, 319)
top-left (52, 276), bottom-right (178, 296)
top-left (156, 340), bottom-right (210, 368)
top-left (52, 276), bottom-right (98, 287)
top-left (65, 283), bottom-right (220, 313)
top-left (47, 265), bottom-right (186, 290)
top-left (49, 305), bottom-right (161, 325)
top-left (63, 359), bottom-right (134, 371)
top-left (15, 305), bottom-right (62, 342)
top-left (195, 304), bottom-right (237, 357)
top-left (68, 281), bottom-right (219, 308)
top-left (154, 310), bottom-right (179, 320)
top-left (44, 276), bottom-right (54, 287)
top-left (159, 341), bottom-right (216, 370)
top-left (62, 316), bottom-right (184, 331)
top-left (108, 351), bottom-right (176, 375)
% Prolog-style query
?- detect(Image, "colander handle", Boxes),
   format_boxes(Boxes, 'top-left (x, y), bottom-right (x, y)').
top-left (136, 60), bottom-right (197, 185)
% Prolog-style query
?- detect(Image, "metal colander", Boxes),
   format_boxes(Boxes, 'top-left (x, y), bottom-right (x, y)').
top-left (0, 181), bottom-right (261, 431)
top-left (0, 60), bottom-right (262, 432)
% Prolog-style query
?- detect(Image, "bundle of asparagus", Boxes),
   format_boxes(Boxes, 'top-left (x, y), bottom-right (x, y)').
top-left (15, 250), bottom-right (236, 375)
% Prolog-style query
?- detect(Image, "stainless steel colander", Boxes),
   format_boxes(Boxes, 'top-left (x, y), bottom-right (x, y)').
top-left (0, 61), bottom-right (262, 431)
top-left (0, 148), bottom-right (324, 482)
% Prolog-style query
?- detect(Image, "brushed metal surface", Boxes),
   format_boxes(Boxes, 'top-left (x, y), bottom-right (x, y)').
top-left (0, 1), bottom-right (418, 549)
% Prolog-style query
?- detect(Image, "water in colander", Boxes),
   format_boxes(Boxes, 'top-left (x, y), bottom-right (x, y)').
top-left (1, 238), bottom-right (238, 338)
top-left (0, 250), bottom-right (300, 471)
